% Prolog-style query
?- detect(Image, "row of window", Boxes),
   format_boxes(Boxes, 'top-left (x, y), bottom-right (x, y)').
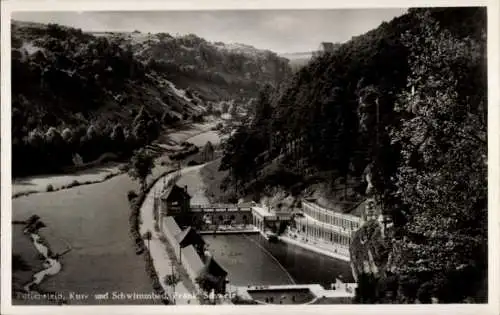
top-left (204, 214), bottom-right (249, 222)
top-left (298, 224), bottom-right (351, 245)
top-left (302, 202), bottom-right (361, 231)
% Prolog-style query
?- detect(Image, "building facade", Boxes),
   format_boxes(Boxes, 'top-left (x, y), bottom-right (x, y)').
top-left (156, 184), bottom-right (191, 230)
top-left (291, 199), bottom-right (363, 252)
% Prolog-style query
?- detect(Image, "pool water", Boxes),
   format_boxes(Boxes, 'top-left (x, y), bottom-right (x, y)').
top-left (202, 234), bottom-right (353, 288)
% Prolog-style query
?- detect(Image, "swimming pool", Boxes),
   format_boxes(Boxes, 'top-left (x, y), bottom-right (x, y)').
top-left (202, 234), bottom-right (353, 288)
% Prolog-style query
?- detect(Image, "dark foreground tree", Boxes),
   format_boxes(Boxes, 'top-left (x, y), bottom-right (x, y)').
top-left (391, 8), bottom-right (487, 303)
top-left (128, 148), bottom-right (154, 192)
top-left (143, 230), bottom-right (152, 249)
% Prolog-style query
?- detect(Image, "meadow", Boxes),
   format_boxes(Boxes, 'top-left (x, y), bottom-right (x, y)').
top-left (12, 168), bottom-right (171, 305)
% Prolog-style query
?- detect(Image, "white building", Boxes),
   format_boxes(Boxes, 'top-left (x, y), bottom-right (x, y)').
top-left (292, 199), bottom-right (364, 252)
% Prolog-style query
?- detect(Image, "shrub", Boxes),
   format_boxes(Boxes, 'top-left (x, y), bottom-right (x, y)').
top-left (127, 190), bottom-right (138, 202)
top-left (417, 282), bottom-right (434, 304)
top-left (127, 169), bottom-right (176, 305)
top-left (160, 160), bottom-right (168, 166)
top-left (119, 164), bottom-right (129, 172)
top-left (46, 184), bottom-right (54, 192)
top-left (68, 180), bottom-right (80, 188)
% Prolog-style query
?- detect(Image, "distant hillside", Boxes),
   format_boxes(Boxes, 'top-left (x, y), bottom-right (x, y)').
top-left (11, 21), bottom-right (291, 177)
top-left (105, 32), bottom-right (291, 102)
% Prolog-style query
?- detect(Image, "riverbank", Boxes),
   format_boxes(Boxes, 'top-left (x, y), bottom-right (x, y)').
top-left (23, 233), bottom-right (62, 293)
top-left (11, 218), bottom-right (70, 305)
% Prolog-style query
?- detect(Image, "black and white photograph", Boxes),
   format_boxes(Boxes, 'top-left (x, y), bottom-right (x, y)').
top-left (1, 0), bottom-right (498, 313)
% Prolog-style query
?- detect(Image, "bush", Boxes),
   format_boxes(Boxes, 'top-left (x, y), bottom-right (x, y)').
top-left (128, 190), bottom-right (138, 202)
top-left (68, 180), bottom-right (80, 188)
top-left (417, 282), bottom-right (434, 304)
top-left (46, 184), bottom-right (54, 192)
top-left (187, 160), bottom-right (199, 166)
top-left (119, 164), bottom-right (129, 172)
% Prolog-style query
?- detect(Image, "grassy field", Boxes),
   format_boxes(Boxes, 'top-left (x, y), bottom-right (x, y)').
top-left (12, 225), bottom-right (44, 294)
top-left (185, 130), bottom-right (222, 147)
top-left (12, 168), bottom-right (172, 305)
top-left (12, 163), bottom-right (123, 197)
top-left (157, 120), bottom-right (218, 145)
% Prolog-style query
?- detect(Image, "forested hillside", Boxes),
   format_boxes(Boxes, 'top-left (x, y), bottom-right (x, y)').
top-left (11, 21), bottom-right (290, 177)
top-left (219, 7), bottom-right (487, 303)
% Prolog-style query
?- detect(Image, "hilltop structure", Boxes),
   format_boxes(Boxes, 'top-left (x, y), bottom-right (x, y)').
top-left (312, 42), bottom-right (338, 58)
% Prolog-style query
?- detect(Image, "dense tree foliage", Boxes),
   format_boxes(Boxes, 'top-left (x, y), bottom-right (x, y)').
top-left (220, 7), bottom-right (487, 303)
top-left (390, 8), bottom-right (487, 303)
top-left (127, 148), bottom-right (155, 192)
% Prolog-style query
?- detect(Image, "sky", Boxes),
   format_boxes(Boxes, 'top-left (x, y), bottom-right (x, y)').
top-left (13, 9), bottom-right (408, 54)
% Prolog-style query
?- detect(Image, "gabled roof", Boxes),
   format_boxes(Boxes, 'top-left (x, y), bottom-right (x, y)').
top-left (203, 256), bottom-right (228, 278)
top-left (175, 226), bottom-right (205, 248)
top-left (161, 184), bottom-right (191, 201)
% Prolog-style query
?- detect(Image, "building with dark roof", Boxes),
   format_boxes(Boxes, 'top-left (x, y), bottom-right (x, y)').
top-left (159, 184), bottom-right (191, 217)
top-left (175, 226), bottom-right (206, 255)
top-left (197, 256), bottom-right (228, 295)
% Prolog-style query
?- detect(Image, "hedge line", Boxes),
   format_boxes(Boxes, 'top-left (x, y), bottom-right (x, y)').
top-left (128, 168), bottom-right (177, 305)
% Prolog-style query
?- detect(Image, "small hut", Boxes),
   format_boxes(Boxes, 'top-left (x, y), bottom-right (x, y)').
top-left (196, 256), bottom-right (228, 295)
top-left (175, 226), bottom-right (206, 255)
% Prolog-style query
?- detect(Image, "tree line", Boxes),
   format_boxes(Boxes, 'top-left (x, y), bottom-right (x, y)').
top-left (12, 105), bottom-right (161, 177)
